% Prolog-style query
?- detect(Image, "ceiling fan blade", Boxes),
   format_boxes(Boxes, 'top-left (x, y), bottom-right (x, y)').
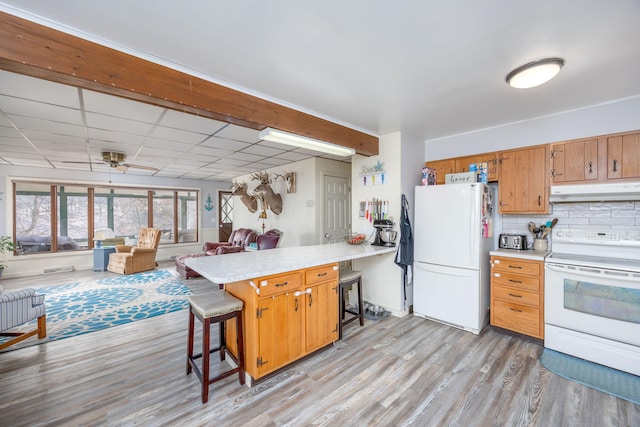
top-left (123, 163), bottom-right (159, 172)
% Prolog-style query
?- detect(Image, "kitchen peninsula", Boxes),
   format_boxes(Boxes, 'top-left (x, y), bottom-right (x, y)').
top-left (186, 242), bottom-right (396, 383)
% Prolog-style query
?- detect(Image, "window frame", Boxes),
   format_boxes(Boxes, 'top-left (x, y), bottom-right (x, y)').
top-left (11, 178), bottom-right (199, 255)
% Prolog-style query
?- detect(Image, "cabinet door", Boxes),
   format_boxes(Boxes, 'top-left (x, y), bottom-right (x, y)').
top-left (608, 133), bottom-right (640, 179)
top-left (455, 153), bottom-right (498, 182)
top-left (499, 146), bottom-right (549, 214)
top-left (304, 281), bottom-right (338, 353)
top-left (551, 138), bottom-right (598, 183)
top-left (257, 291), bottom-right (303, 376)
top-left (425, 159), bottom-right (456, 185)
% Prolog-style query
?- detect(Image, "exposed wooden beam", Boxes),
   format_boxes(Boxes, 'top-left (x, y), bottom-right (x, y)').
top-left (0, 11), bottom-right (378, 156)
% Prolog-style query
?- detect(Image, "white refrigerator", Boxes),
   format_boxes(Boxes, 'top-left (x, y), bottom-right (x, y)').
top-left (413, 183), bottom-right (494, 334)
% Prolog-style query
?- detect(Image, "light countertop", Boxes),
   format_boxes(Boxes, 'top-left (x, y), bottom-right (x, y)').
top-left (490, 248), bottom-right (550, 261)
top-left (186, 242), bottom-right (397, 283)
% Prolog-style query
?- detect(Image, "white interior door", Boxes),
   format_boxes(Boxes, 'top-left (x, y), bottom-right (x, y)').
top-left (323, 175), bottom-right (350, 244)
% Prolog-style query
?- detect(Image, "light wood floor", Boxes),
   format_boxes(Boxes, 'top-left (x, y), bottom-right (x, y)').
top-left (1, 262), bottom-right (638, 426)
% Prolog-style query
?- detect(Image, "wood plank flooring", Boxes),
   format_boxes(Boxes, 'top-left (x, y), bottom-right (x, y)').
top-left (1, 262), bottom-right (638, 426)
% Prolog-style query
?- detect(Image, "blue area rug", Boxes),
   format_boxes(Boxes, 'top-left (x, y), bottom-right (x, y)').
top-left (0, 269), bottom-right (191, 351)
top-left (540, 348), bottom-right (640, 405)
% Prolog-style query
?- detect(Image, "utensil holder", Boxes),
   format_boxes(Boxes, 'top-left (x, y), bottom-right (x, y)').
top-left (533, 238), bottom-right (548, 251)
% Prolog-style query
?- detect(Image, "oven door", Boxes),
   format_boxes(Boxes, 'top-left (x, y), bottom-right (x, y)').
top-left (545, 262), bottom-right (640, 347)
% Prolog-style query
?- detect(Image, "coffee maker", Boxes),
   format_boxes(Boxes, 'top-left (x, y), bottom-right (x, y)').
top-left (372, 219), bottom-right (397, 247)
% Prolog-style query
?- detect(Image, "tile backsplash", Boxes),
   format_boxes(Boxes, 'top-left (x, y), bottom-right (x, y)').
top-left (500, 201), bottom-right (640, 249)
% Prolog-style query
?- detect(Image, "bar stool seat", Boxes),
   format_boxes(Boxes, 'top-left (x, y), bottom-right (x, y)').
top-left (187, 290), bottom-right (245, 403)
top-left (338, 268), bottom-right (365, 339)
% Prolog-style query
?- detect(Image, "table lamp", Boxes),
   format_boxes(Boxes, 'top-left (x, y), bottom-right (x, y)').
top-left (93, 231), bottom-right (106, 248)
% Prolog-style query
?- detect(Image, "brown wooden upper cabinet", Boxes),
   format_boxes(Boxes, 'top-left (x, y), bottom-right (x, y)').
top-left (551, 138), bottom-right (599, 183)
top-left (607, 132), bottom-right (640, 180)
top-left (498, 145), bottom-right (549, 214)
top-left (425, 159), bottom-right (456, 185)
top-left (454, 152), bottom-right (499, 182)
top-left (426, 152), bottom-right (498, 185)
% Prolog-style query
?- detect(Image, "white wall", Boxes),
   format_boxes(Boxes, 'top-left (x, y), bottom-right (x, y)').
top-left (425, 95), bottom-right (640, 160)
top-left (352, 131), bottom-right (421, 317)
top-left (231, 157), bottom-right (350, 247)
top-left (1, 164), bottom-right (229, 278)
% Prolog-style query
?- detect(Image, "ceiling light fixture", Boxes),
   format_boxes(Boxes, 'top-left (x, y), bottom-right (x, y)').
top-left (506, 57), bottom-right (565, 89)
top-left (259, 127), bottom-right (356, 157)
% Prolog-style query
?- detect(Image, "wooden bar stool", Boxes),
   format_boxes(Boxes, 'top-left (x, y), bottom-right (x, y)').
top-left (338, 268), bottom-right (365, 339)
top-left (186, 290), bottom-right (245, 403)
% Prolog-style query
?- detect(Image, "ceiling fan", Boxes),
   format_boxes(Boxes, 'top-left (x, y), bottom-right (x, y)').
top-left (63, 151), bottom-right (159, 172)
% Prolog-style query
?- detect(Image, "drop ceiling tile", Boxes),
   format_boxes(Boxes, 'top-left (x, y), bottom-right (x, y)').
top-left (227, 152), bottom-right (266, 162)
top-left (161, 110), bottom-right (228, 134)
top-left (82, 89), bottom-right (164, 122)
top-left (255, 157), bottom-right (292, 166)
top-left (0, 136), bottom-right (27, 145)
top-left (0, 144), bottom-right (40, 154)
top-left (241, 143), bottom-right (287, 157)
top-left (0, 71), bottom-right (80, 108)
top-left (151, 126), bottom-right (209, 144)
top-left (27, 132), bottom-right (86, 145)
top-left (201, 136), bottom-right (251, 151)
top-left (0, 96), bottom-right (83, 125)
top-left (87, 129), bottom-right (146, 145)
top-left (205, 160), bottom-right (244, 169)
top-left (85, 112), bottom-right (155, 135)
top-left (274, 151), bottom-right (314, 161)
top-left (189, 145), bottom-right (234, 157)
top-left (214, 125), bottom-right (260, 143)
top-left (144, 137), bottom-right (195, 151)
top-left (10, 116), bottom-right (85, 136)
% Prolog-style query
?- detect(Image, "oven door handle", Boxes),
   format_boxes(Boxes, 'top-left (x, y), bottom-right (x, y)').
top-left (545, 263), bottom-right (635, 281)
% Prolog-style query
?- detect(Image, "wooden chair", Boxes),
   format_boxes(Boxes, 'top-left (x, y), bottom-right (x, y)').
top-left (0, 287), bottom-right (47, 351)
top-left (107, 228), bottom-right (161, 274)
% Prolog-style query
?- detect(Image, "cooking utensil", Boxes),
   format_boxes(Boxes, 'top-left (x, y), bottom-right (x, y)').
top-left (528, 221), bottom-right (536, 237)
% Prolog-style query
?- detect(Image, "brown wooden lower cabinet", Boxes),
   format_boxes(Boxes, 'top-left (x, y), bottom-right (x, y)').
top-left (490, 256), bottom-right (544, 339)
top-left (225, 263), bottom-right (339, 380)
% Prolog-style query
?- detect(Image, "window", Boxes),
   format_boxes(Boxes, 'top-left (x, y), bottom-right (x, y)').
top-left (13, 180), bottom-right (198, 255)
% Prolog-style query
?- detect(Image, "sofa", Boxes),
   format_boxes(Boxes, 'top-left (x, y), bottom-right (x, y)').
top-left (175, 228), bottom-right (258, 279)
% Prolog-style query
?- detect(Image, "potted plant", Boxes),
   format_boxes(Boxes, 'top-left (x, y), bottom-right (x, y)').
top-left (0, 235), bottom-right (16, 278)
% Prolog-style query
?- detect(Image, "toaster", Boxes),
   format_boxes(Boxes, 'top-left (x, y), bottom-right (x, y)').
top-left (499, 234), bottom-right (528, 250)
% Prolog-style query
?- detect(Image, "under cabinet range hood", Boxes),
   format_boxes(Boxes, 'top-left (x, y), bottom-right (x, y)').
top-left (549, 182), bottom-right (640, 203)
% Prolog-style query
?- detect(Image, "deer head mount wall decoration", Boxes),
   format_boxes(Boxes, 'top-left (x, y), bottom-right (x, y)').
top-left (251, 171), bottom-right (283, 215)
top-left (230, 181), bottom-right (258, 213)
top-left (273, 172), bottom-right (296, 193)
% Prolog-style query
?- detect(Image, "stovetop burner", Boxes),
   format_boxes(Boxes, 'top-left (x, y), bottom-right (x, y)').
top-left (546, 228), bottom-right (640, 272)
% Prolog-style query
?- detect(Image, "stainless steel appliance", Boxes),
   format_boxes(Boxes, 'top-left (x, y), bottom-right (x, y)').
top-left (498, 234), bottom-right (527, 250)
top-left (372, 219), bottom-right (396, 247)
top-left (544, 228), bottom-right (640, 376)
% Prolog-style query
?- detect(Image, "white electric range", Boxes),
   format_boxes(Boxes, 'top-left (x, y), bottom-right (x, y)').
top-left (544, 228), bottom-right (640, 376)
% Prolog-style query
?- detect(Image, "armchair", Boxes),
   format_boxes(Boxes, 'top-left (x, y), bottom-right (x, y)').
top-left (0, 286), bottom-right (47, 351)
top-left (107, 228), bottom-right (161, 275)
top-left (256, 229), bottom-right (283, 250)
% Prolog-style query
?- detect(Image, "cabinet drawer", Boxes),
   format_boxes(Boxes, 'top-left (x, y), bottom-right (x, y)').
top-left (492, 300), bottom-right (542, 338)
top-left (257, 272), bottom-right (303, 297)
top-left (492, 257), bottom-right (541, 276)
top-left (305, 263), bottom-right (339, 285)
top-left (492, 285), bottom-right (540, 307)
top-left (492, 272), bottom-right (540, 292)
